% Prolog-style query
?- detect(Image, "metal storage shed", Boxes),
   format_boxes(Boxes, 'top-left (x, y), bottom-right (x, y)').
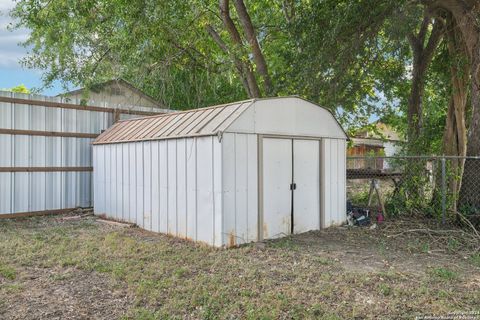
top-left (93, 97), bottom-right (347, 247)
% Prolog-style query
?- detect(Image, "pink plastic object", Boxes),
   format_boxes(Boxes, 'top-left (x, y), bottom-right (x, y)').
top-left (376, 212), bottom-right (385, 223)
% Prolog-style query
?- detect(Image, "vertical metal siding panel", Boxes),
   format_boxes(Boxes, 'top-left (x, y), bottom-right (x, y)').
top-left (104, 145), bottom-right (112, 218)
top-left (167, 139), bottom-right (177, 235)
top-left (45, 137), bottom-right (61, 210)
top-left (221, 133), bottom-right (235, 245)
top-left (122, 143), bottom-right (130, 222)
top-left (14, 95), bottom-right (29, 212)
top-left (323, 139), bottom-right (332, 227)
top-left (65, 138), bottom-right (77, 209)
top-left (128, 143), bottom-right (137, 223)
top-left (0, 134), bottom-right (11, 166)
top-left (14, 136), bottom-right (29, 167)
top-left (246, 134), bottom-right (258, 242)
top-left (101, 145), bottom-right (108, 215)
top-left (0, 92), bottom-right (12, 213)
top-left (176, 139), bottom-right (187, 238)
top-left (186, 138), bottom-right (197, 240)
top-left (151, 141), bottom-right (160, 232)
top-left (31, 136), bottom-right (46, 211)
top-left (135, 142), bottom-right (144, 227)
top-left (143, 141), bottom-right (152, 230)
top-left (159, 140), bottom-right (168, 233)
top-left (31, 100), bottom-right (46, 212)
top-left (60, 114), bottom-right (66, 210)
top-left (336, 140), bottom-right (347, 225)
top-left (213, 137), bottom-right (223, 247)
top-left (196, 136), bottom-right (214, 245)
top-left (116, 144), bottom-right (123, 219)
top-left (92, 146), bottom-right (98, 212)
top-left (94, 146), bottom-right (102, 214)
top-left (234, 134), bottom-right (248, 245)
top-left (14, 173), bottom-right (28, 213)
top-left (84, 171), bottom-right (92, 207)
top-left (331, 140), bottom-right (339, 223)
top-left (111, 144), bottom-right (118, 219)
top-left (80, 138), bottom-right (90, 207)
top-left (0, 173), bottom-right (11, 214)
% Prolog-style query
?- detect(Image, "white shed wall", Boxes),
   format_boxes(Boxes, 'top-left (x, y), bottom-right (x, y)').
top-left (221, 133), bottom-right (258, 246)
top-left (93, 136), bottom-right (224, 246)
top-left (322, 138), bottom-right (347, 227)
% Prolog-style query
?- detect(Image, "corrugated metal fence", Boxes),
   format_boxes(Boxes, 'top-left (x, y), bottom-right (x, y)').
top-left (0, 91), bottom-right (164, 217)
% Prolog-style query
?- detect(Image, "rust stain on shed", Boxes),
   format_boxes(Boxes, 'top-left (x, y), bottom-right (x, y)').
top-left (228, 232), bottom-right (236, 247)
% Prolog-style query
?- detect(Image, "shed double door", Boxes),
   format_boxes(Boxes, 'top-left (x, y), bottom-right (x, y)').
top-left (262, 137), bottom-right (321, 239)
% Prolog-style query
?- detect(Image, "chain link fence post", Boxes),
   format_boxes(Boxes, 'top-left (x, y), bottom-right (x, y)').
top-left (441, 156), bottom-right (446, 225)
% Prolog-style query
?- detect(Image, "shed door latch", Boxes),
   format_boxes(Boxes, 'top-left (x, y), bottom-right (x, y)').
top-left (290, 183), bottom-right (297, 190)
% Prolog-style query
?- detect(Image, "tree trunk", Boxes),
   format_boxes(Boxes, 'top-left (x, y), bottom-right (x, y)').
top-left (218, 0), bottom-right (261, 98)
top-left (406, 18), bottom-right (443, 151)
top-left (425, 0), bottom-right (480, 208)
top-left (232, 0), bottom-right (273, 95)
top-left (439, 14), bottom-right (469, 214)
top-left (459, 50), bottom-right (480, 208)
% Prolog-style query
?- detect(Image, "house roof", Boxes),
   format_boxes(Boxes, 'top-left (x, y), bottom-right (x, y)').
top-left (353, 122), bottom-right (403, 142)
top-left (61, 78), bottom-right (167, 109)
top-left (93, 99), bottom-right (254, 144)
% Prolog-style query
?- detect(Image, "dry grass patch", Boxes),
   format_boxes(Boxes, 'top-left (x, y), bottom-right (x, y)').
top-left (0, 214), bottom-right (478, 319)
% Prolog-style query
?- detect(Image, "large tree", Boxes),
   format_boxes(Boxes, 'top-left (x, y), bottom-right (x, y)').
top-left (11, 0), bottom-right (285, 108)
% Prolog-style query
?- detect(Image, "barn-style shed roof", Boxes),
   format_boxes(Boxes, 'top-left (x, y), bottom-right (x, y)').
top-left (93, 97), bottom-right (347, 145)
top-left (94, 100), bottom-right (253, 144)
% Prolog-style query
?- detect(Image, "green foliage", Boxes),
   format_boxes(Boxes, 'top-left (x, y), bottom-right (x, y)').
top-left (2, 84), bottom-right (30, 94)
top-left (8, 0), bottom-right (457, 158)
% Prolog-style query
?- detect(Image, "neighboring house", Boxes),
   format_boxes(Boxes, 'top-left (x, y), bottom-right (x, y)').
top-left (348, 122), bottom-right (403, 169)
top-left (61, 79), bottom-right (170, 115)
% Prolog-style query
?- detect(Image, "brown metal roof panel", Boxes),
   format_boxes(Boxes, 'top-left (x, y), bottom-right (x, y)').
top-left (102, 120), bottom-right (135, 142)
top-left (147, 114), bottom-right (178, 139)
top-left (187, 106), bottom-right (225, 135)
top-left (130, 116), bottom-right (166, 140)
top-left (141, 114), bottom-right (172, 139)
top-left (199, 103), bottom-right (245, 134)
top-left (162, 111), bottom-right (197, 137)
top-left (180, 108), bottom-right (216, 135)
top-left (117, 118), bottom-right (150, 141)
top-left (168, 110), bottom-right (203, 136)
top-left (108, 119), bottom-right (142, 141)
top-left (153, 113), bottom-right (188, 138)
top-left (213, 102), bottom-right (252, 132)
top-left (95, 122), bottom-right (122, 143)
top-left (93, 98), bottom-right (257, 144)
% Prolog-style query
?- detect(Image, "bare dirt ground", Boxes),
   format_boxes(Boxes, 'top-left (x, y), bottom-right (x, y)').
top-left (0, 212), bottom-right (479, 319)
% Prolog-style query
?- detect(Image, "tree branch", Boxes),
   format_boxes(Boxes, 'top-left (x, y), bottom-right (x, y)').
top-left (232, 0), bottom-right (273, 95)
top-left (205, 24), bottom-right (252, 96)
top-left (218, 0), bottom-right (261, 97)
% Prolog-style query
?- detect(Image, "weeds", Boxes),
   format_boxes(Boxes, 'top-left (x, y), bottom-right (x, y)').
top-left (0, 216), bottom-right (477, 319)
top-left (428, 267), bottom-right (458, 281)
top-left (469, 253), bottom-right (480, 267)
top-left (0, 263), bottom-right (16, 280)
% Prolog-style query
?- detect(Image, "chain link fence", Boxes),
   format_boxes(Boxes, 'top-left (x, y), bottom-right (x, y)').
top-left (347, 156), bottom-right (480, 226)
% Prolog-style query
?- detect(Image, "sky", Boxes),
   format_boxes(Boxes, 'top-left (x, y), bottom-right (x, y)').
top-left (0, 0), bottom-right (64, 95)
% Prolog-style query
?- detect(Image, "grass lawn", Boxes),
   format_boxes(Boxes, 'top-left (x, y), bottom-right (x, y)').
top-left (0, 213), bottom-right (479, 319)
